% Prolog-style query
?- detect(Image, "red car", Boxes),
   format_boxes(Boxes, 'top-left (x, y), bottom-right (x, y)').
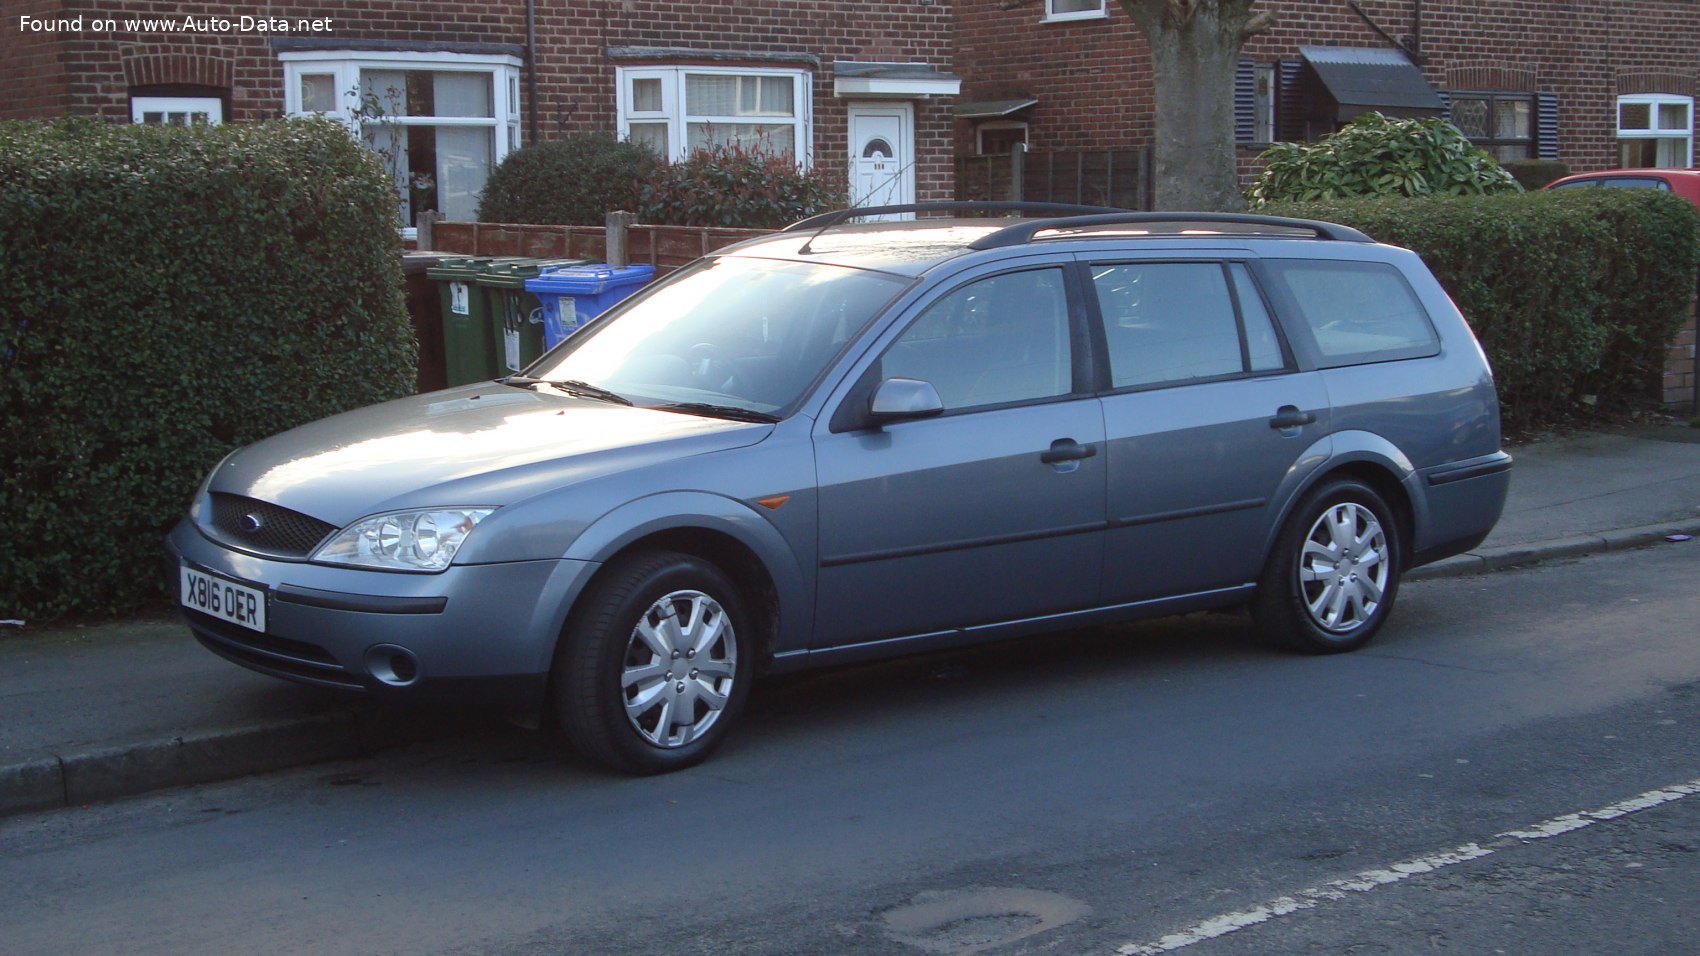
top-left (1543, 168), bottom-right (1700, 207)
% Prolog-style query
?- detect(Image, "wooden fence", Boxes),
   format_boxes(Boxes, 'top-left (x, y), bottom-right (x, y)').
top-left (423, 219), bottom-right (768, 278)
top-left (957, 148), bottom-right (1154, 210)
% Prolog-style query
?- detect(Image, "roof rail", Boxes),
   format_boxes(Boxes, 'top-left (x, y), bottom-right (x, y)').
top-left (966, 212), bottom-right (1375, 250)
top-left (782, 201), bottom-right (1130, 234)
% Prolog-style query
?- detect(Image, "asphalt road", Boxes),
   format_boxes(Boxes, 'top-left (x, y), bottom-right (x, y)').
top-left (4, 543), bottom-right (1698, 955)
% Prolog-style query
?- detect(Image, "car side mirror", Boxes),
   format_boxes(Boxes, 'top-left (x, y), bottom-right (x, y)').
top-left (867, 377), bottom-right (945, 427)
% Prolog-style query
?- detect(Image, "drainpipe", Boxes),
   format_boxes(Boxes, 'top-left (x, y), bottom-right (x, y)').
top-left (526, 0), bottom-right (539, 143)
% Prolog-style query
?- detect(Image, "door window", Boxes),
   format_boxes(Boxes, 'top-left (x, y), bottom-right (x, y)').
top-left (1091, 262), bottom-right (1269, 388)
top-left (881, 269), bottom-right (1073, 411)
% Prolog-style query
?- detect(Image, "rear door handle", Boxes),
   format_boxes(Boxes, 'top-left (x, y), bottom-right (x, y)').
top-left (1268, 406), bottom-right (1316, 430)
top-left (1040, 439), bottom-right (1098, 464)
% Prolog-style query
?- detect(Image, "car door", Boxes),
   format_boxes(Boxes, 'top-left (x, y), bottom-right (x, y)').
top-left (811, 265), bottom-right (1107, 648)
top-left (1088, 257), bottom-right (1330, 604)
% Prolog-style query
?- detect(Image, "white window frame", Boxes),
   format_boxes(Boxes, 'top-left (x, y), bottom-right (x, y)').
top-left (132, 96), bottom-right (223, 125)
top-left (1044, 0), bottom-right (1107, 22)
top-left (616, 65), bottom-right (813, 165)
top-left (280, 50), bottom-right (523, 236)
top-left (1616, 93), bottom-right (1693, 168)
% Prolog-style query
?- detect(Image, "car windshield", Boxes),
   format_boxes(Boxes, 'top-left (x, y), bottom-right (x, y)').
top-left (526, 256), bottom-right (909, 419)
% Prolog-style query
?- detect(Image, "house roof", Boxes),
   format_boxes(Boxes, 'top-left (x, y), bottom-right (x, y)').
top-left (1300, 46), bottom-right (1445, 115)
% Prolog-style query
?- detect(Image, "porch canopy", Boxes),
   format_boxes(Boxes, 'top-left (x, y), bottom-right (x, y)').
top-left (1300, 46), bottom-right (1445, 122)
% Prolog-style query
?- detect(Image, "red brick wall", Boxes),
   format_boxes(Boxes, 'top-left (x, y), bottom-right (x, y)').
top-left (3, 0), bottom-right (73, 120)
top-left (954, 0), bottom-right (1700, 174)
top-left (2, 0), bottom-right (957, 200)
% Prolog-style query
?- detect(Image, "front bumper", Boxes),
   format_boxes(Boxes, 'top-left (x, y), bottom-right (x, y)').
top-left (166, 519), bottom-right (599, 711)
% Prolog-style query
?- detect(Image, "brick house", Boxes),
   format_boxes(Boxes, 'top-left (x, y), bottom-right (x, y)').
top-left (4, 0), bottom-right (961, 234)
top-left (954, 0), bottom-right (1699, 181)
top-left (12, 1), bottom-right (1696, 204)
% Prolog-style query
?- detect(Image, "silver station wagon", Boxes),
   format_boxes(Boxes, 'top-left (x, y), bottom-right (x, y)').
top-left (169, 205), bottom-right (1512, 773)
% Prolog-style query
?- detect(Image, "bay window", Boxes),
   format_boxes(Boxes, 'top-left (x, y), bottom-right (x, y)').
top-left (281, 51), bottom-right (522, 232)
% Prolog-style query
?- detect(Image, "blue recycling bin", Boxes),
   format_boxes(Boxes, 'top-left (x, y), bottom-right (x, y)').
top-left (526, 263), bottom-right (656, 349)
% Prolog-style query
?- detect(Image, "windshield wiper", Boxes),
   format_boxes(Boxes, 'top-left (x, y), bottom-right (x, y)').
top-left (653, 402), bottom-right (781, 424)
top-left (498, 375), bottom-right (632, 406)
top-left (550, 379), bottom-right (633, 406)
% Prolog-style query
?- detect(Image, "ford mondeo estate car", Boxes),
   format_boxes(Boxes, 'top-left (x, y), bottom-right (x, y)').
top-left (169, 204), bottom-right (1512, 774)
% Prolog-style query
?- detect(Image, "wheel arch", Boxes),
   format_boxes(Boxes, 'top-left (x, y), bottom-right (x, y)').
top-left (1263, 432), bottom-right (1420, 564)
top-left (555, 493), bottom-right (807, 675)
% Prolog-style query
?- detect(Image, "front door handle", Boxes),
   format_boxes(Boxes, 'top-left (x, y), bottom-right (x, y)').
top-left (1268, 406), bottom-right (1317, 430)
top-left (1040, 439), bottom-right (1098, 464)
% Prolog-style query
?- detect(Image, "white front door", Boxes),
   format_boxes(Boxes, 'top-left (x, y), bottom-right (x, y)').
top-left (848, 103), bottom-right (914, 217)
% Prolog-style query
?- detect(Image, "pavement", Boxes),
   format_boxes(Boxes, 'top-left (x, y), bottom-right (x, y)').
top-left (4, 425), bottom-right (1700, 817)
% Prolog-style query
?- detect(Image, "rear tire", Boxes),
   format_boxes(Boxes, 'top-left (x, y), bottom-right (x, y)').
top-left (554, 551), bottom-right (752, 774)
top-left (1253, 478), bottom-right (1402, 654)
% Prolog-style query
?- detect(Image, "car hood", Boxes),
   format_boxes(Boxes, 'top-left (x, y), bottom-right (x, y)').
top-left (208, 384), bottom-right (772, 527)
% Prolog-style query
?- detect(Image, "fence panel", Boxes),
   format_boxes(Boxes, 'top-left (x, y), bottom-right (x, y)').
top-left (957, 149), bottom-right (1152, 210)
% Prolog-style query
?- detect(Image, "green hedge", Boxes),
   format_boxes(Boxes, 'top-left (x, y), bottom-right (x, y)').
top-left (1502, 158), bottom-right (1570, 191)
top-left (0, 117), bottom-right (416, 619)
top-left (477, 134), bottom-right (654, 225)
top-left (1268, 190), bottom-right (1700, 423)
top-left (635, 143), bottom-right (846, 228)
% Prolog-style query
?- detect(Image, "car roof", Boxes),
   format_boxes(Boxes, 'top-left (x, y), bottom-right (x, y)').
top-left (1543, 168), bottom-right (1700, 205)
top-left (714, 204), bottom-right (1376, 277)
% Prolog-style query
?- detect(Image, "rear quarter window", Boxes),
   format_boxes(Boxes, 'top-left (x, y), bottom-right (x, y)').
top-left (1263, 259), bottom-right (1439, 367)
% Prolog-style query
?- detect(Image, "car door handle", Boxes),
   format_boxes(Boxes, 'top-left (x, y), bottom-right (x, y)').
top-left (1040, 439), bottom-right (1098, 464)
top-left (1268, 406), bottom-right (1317, 430)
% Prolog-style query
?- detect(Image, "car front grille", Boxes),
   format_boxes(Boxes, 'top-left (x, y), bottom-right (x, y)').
top-left (209, 493), bottom-right (338, 558)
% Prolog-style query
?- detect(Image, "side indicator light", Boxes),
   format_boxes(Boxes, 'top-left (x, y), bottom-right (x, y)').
top-left (756, 495), bottom-right (791, 511)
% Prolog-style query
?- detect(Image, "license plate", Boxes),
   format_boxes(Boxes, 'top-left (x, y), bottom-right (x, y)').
top-left (180, 565), bottom-right (267, 633)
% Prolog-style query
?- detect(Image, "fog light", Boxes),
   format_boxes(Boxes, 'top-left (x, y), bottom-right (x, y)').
top-left (364, 644), bottom-right (421, 687)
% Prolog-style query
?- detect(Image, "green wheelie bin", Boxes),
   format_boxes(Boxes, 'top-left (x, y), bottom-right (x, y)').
top-left (424, 257), bottom-right (529, 386)
top-left (474, 258), bottom-right (592, 376)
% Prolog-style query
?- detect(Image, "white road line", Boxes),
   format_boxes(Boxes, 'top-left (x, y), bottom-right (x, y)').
top-left (1115, 777), bottom-right (1700, 955)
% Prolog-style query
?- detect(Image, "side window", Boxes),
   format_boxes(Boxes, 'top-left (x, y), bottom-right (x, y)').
top-left (881, 268), bottom-right (1073, 411)
top-left (1265, 259), bottom-right (1439, 366)
top-left (1091, 262), bottom-right (1245, 388)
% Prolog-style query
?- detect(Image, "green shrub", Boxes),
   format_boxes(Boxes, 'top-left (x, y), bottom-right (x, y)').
top-left (0, 117), bottom-right (416, 619)
top-left (1249, 112), bottom-right (1521, 205)
top-left (1502, 158), bottom-right (1570, 191)
top-left (477, 135), bottom-right (654, 225)
top-left (1268, 190), bottom-right (1700, 423)
top-left (636, 143), bottom-right (846, 228)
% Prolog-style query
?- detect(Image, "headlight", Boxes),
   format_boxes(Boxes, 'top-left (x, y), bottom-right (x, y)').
top-left (312, 508), bottom-right (494, 572)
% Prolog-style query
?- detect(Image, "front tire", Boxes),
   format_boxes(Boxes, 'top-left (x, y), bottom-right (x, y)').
top-left (554, 551), bottom-right (753, 774)
top-left (1254, 478), bottom-right (1402, 654)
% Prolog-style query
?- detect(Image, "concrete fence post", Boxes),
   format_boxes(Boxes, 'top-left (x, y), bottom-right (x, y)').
top-left (416, 210), bottom-right (442, 251)
top-left (606, 211), bottom-right (637, 269)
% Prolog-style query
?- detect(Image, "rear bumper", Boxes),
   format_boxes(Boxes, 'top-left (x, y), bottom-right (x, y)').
top-left (1410, 451), bottom-right (1513, 566)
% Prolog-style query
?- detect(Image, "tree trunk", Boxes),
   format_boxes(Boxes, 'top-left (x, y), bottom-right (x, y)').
top-left (1118, 0), bottom-right (1265, 212)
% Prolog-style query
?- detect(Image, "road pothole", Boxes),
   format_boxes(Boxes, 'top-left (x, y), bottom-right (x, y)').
top-left (881, 886), bottom-right (1090, 954)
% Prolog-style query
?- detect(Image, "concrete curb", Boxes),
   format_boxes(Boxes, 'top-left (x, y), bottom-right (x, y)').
top-left (0, 706), bottom-right (457, 818)
top-left (1407, 517), bottom-right (1700, 581)
top-left (4, 518), bottom-right (1698, 819)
